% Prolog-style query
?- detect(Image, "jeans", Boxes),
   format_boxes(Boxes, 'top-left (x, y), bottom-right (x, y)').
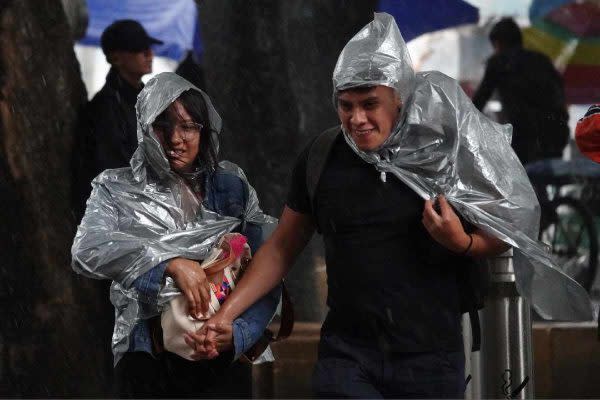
top-left (313, 333), bottom-right (465, 399)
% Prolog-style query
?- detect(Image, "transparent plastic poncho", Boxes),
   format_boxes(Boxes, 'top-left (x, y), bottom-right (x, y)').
top-left (71, 73), bottom-right (276, 364)
top-left (333, 13), bottom-right (593, 321)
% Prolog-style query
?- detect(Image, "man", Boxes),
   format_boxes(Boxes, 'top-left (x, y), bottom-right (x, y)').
top-left (473, 17), bottom-right (569, 165)
top-left (72, 19), bottom-right (163, 218)
top-left (180, 13), bottom-right (528, 398)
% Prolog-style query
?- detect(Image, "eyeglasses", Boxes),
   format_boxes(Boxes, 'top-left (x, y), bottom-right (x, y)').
top-left (152, 121), bottom-right (203, 142)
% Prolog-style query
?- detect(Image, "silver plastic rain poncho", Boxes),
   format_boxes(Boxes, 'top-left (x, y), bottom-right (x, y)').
top-left (333, 13), bottom-right (593, 321)
top-left (71, 72), bottom-right (276, 364)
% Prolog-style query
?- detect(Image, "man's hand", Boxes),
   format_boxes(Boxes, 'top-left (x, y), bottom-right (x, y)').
top-left (183, 320), bottom-right (234, 361)
top-left (183, 325), bottom-right (218, 360)
top-left (166, 257), bottom-right (210, 318)
top-left (206, 322), bottom-right (234, 352)
top-left (422, 195), bottom-right (470, 254)
top-left (202, 314), bottom-right (235, 357)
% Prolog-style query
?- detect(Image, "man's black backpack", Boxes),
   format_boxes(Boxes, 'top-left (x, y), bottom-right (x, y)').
top-left (304, 126), bottom-right (487, 352)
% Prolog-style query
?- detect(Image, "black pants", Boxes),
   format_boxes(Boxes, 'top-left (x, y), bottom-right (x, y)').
top-left (312, 333), bottom-right (465, 399)
top-left (114, 351), bottom-right (252, 398)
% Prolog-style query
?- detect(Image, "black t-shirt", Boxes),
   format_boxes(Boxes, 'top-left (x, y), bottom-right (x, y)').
top-left (287, 134), bottom-right (467, 352)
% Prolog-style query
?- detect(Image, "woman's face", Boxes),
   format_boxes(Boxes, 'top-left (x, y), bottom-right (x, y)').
top-left (153, 100), bottom-right (201, 174)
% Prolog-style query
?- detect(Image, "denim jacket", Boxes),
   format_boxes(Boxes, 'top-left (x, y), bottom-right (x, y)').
top-left (130, 169), bottom-right (280, 360)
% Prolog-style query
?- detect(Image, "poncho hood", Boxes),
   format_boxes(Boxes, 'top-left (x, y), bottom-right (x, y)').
top-left (131, 72), bottom-right (222, 182)
top-left (333, 12), bottom-right (414, 103)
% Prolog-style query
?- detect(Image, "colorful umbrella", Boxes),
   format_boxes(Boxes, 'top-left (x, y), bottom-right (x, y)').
top-left (523, 0), bottom-right (600, 104)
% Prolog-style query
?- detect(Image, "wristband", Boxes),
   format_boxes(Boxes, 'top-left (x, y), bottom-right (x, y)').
top-left (460, 233), bottom-right (473, 256)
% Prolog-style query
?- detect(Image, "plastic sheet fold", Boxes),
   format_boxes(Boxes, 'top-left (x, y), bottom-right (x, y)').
top-left (333, 13), bottom-right (593, 321)
top-left (72, 73), bottom-right (275, 363)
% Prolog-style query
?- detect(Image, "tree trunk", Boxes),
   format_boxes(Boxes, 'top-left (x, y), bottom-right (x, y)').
top-left (0, 0), bottom-right (110, 396)
top-left (199, 0), bottom-right (376, 321)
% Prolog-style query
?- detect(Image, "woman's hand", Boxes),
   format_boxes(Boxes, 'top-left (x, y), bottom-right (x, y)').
top-left (165, 257), bottom-right (210, 318)
top-left (206, 322), bottom-right (234, 353)
top-left (183, 321), bottom-right (234, 360)
top-left (183, 325), bottom-right (217, 360)
top-left (422, 195), bottom-right (471, 254)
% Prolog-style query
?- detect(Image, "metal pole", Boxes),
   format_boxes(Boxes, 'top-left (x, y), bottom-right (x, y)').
top-left (463, 312), bottom-right (482, 400)
top-left (474, 248), bottom-right (534, 399)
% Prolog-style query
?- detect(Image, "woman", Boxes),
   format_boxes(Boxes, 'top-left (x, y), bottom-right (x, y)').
top-left (71, 72), bottom-right (280, 398)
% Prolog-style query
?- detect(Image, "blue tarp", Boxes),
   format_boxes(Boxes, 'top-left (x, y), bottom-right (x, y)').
top-left (81, 1), bottom-right (478, 60)
top-left (377, 0), bottom-right (479, 42)
top-left (78, 0), bottom-right (199, 61)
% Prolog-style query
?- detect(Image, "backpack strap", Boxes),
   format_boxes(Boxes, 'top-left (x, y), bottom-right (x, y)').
top-left (266, 283), bottom-right (294, 342)
top-left (306, 126), bottom-right (341, 213)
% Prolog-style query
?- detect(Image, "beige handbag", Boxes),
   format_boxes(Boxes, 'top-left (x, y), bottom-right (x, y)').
top-left (161, 233), bottom-right (250, 360)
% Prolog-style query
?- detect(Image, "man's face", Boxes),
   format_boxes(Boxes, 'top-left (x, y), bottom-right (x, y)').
top-left (112, 48), bottom-right (153, 78)
top-left (337, 85), bottom-right (401, 151)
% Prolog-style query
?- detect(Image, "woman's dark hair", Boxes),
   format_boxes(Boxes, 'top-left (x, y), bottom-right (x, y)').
top-left (155, 89), bottom-right (219, 172)
top-left (489, 17), bottom-right (522, 49)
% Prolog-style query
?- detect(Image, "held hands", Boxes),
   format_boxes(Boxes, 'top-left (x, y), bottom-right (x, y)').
top-left (165, 257), bottom-right (210, 319)
top-left (183, 319), bottom-right (234, 360)
top-left (422, 195), bottom-right (471, 254)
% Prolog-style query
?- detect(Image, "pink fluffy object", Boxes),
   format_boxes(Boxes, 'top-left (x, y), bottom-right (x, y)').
top-left (228, 234), bottom-right (248, 258)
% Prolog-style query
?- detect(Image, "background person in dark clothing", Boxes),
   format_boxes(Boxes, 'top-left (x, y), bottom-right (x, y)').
top-left (72, 19), bottom-right (163, 219)
top-left (472, 17), bottom-right (569, 165)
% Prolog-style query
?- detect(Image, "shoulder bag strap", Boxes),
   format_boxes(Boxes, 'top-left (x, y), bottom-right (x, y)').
top-left (242, 282), bottom-right (295, 362)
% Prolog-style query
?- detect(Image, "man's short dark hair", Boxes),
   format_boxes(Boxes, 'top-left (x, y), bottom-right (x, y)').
top-left (338, 85), bottom-right (377, 95)
top-left (489, 17), bottom-right (522, 48)
top-left (334, 85), bottom-right (377, 107)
